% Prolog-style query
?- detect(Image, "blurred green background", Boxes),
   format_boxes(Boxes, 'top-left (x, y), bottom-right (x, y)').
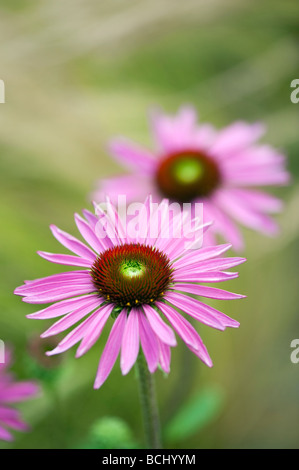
top-left (0, 0), bottom-right (298, 449)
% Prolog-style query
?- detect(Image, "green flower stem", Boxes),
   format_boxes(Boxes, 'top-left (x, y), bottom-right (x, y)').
top-left (135, 352), bottom-right (162, 449)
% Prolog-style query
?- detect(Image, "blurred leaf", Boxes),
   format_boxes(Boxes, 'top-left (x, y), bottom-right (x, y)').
top-left (165, 385), bottom-right (225, 442)
top-left (77, 416), bottom-right (139, 449)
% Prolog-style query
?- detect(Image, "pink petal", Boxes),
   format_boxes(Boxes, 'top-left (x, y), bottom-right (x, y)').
top-left (173, 271), bottom-right (239, 283)
top-left (171, 284), bottom-right (245, 300)
top-left (93, 174), bottom-right (154, 206)
top-left (23, 270), bottom-right (89, 287)
top-left (0, 408), bottom-right (28, 432)
top-left (211, 121), bottom-right (265, 159)
top-left (46, 308), bottom-right (104, 356)
top-left (157, 338), bottom-right (171, 374)
top-left (16, 279), bottom-right (94, 296)
top-left (138, 313), bottom-right (159, 373)
top-left (173, 243), bottom-right (232, 270)
top-left (120, 309), bottom-right (140, 375)
top-left (175, 256), bottom-right (246, 273)
top-left (75, 213), bottom-right (106, 254)
top-left (41, 296), bottom-right (101, 337)
top-left (50, 225), bottom-right (96, 261)
top-left (37, 251), bottom-right (92, 268)
top-left (226, 189), bottom-right (283, 213)
top-left (0, 425), bottom-right (13, 441)
top-left (202, 200), bottom-right (244, 251)
top-left (186, 297), bottom-right (239, 328)
top-left (82, 209), bottom-right (99, 229)
top-left (109, 138), bottom-right (157, 174)
top-left (214, 190), bottom-right (279, 235)
top-left (22, 285), bottom-right (95, 304)
top-left (27, 294), bottom-right (100, 319)
top-left (165, 292), bottom-right (225, 330)
top-left (94, 310), bottom-right (127, 389)
top-left (0, 382), bottom-right (39, 403)
top-left (75, 304), bottom-right (113, 358)
top-left (157, 302), bottom-right (202, 350)
top-left (151, 106), bottom-right (197, 152)
top-left (187, 340), bottom-right (213, 367)
top-left (143, 305), bottom-right (177, 347)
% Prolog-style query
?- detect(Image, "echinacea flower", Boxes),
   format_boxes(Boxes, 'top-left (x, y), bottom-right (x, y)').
top-left (15, 198), bottom-right (245, 389)
top-left (0, 349), bottom-right (39, 441)
top-left (93, 106), bottom-right (289, 251)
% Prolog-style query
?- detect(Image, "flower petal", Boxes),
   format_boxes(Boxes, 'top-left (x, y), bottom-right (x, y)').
top-left (41, 296), bottom-right (101, 338)
top-left (120, 309), bottom-right (140, 375)
top-left (94, 310), bottom-right (127, 389)
top-left (165, 292), bottom-right (225, 330)
top-left (143, 305), bottom-right (176, 347)
top-left (27, 294), bottom-right (100, 319)
top-left (37, 251), bottom-right (92, 267)
top-left (75, 304), bottom-right (113, 358)
top-left (109, 138), bottom-right (157, 174)
top-left (138, 313), bottom-right (159, 373)
top-left (157, 302), bottom-right (202, 350)
top-left (171, 284), bottom-right (245, 300)
top-left (50, 225), bottom-right (96, 261)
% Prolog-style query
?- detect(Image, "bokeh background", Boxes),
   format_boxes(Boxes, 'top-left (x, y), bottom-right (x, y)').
top-left (0, 0), bottom-right (298, 449)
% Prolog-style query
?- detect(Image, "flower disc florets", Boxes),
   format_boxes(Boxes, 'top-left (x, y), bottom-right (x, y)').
top-left (156, 151), bottom-right (221, 202)
top-left (90, 243), bottom-right (173, 308)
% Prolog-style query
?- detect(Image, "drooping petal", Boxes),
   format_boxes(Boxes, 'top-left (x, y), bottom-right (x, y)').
top-left (41, 296), bottom-right (101, 337)
top-left (94, 310), bottom-right (127, 389)
top-left (187, 340), bottom-right (213, 367)
top-left (138, 313), bottom-right (159, 373)
top-left (143, 305), bottom-right (177, 347)
top-left (157, 338), bottom-right (171, 374)
top-left (166, 291), bottom-right (239, 329)
top-left (165, 292), bottom-right (225, 331)
top-left (75, 304), bottom-right (113, 358)
top-left (46, 308), bottom-right (105, 356)
top-left (120, 309), bottom-right (140, 375)
top-left (157, 302), bottom-right (202, 350)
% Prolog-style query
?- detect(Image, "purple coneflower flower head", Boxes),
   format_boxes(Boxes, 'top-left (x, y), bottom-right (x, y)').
top-left (0, 349), bottom-right (39, 441)
top-left (93, 106), bottom-right (289, 251)
top-left (15, 198), bottom-right (245, 389)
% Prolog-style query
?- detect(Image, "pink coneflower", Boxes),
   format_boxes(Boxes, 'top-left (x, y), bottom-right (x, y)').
top-left (0, 349), bottom-right (39, 441)
top-left (15, 198), bottom-right (245, 389)
top-left (93, 106), bottom-right (289, 251)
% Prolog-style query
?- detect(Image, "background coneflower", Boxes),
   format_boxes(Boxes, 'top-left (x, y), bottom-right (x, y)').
top-left (93, 107), bottom-right (289, 251)
top-left (0, 349), bottom-right (39, 441)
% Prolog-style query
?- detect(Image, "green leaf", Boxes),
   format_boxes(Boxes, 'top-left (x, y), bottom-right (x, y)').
top-left (77, 417), bottom-right (139, 449)
top-left (165, 385), bottom-right (225, 442)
